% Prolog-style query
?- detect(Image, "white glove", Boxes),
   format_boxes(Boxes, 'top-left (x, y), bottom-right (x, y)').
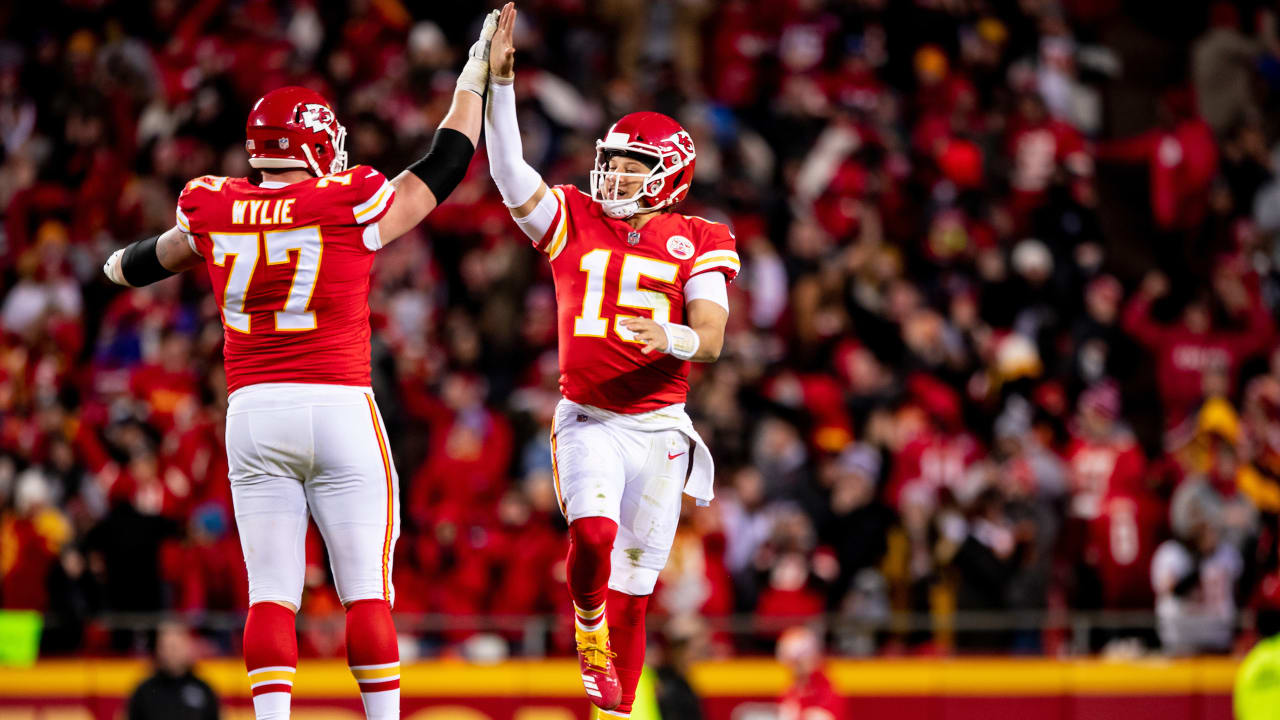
top-left (103, 248), bottom-right (132, 287)
top-left (457, 10), bottom-right (499, 97)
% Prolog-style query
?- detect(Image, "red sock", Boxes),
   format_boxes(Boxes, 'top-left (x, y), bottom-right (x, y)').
top-left (244, 602), bottom-right (297, 720)
top-left (606, 589), bottom-right (649, 714)
top-left (567, 517), bottom-right (617, 629)
top-left (346, 599), bottom-right (400, 720)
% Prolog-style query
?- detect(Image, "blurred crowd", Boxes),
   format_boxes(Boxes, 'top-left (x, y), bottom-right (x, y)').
top-left (6, 0), bottom-right (1280, 660)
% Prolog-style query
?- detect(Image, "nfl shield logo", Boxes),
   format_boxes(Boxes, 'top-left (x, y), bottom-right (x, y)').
top-left (627, 230), bottom-right (641, 246)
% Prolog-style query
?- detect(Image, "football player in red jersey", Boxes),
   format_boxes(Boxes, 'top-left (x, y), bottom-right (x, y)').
top-left (484, 10), bottom-right (737, 715)
top-left (101, 7), bottom-right (511, 719)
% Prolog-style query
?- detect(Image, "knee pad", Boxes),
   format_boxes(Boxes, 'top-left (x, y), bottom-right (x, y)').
top-left (345, 599), bottom-right (398, 667)
top-left (571, 516), bottom-right (619, 553)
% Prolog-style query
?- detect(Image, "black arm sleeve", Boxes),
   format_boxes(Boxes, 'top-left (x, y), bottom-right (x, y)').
top-left (406, 127), bottom-right (475, 205)
top-left (120, 235), bottom-right (177, 287)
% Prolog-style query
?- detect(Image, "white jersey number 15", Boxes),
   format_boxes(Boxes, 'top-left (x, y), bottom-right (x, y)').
top-left (573, 249), bottom-right (679, 343)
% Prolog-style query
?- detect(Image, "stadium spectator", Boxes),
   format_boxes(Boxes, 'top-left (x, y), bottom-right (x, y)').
top-left (651, 614), bottom-right (707, 720)
top-left (1151, 482), bottom-right (1243, 655)
top-left (0, 467), bottom-right (71, 611)
top-left (1192, 2), bottom-right (1261, 137)
top-left (126, 621), bottom-right (220, 720)
top-left (1122, 268), bottom-right (1272, 434)
top-left (776, 625), bottom-right (846, 720)
top-left (1098, 89), bottom-right (1218, 234)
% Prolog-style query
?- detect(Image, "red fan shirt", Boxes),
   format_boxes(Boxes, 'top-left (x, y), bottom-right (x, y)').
top-left (780, 669), bottom-right (847, 720)
top-left (1063, 435), bottom-right (1147, 520)
top-left (1088, 492), bottom-right (1165, 609)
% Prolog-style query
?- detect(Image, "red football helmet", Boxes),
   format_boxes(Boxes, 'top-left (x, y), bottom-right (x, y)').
top-left (590, 112), bottom-right (696, 219)
top-left (245, 86), bottom-right (347, 177)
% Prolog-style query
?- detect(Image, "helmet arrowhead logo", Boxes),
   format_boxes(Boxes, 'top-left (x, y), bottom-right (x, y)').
top-left (298, 104), bottom-right (334, 133)
top-left (671, 131), bottom-right (694, 156)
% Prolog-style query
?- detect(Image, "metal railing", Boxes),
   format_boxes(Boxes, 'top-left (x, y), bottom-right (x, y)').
top-left (40, 609), bottom-right (1253, 657)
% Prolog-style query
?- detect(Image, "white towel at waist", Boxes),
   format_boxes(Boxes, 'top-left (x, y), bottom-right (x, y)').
top-left (564, 399), bottom-right (716, 506)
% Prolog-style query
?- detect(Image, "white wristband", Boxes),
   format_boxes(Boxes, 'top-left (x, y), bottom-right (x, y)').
top-left (661, 322), bottom-right (700, 361)
top-left (103, 248), bottom-right (132, 287)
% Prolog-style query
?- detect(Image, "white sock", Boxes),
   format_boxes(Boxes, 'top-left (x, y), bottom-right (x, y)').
top-left (252, 691), bottom-right (291, 720)
top-left (360, 688), bottom-right (400, 720)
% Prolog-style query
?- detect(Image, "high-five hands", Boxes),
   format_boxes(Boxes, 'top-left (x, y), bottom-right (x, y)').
top-left (491, 3), bottom-right (517, 81)
top-left (457, 7), bottom-right (502, 96)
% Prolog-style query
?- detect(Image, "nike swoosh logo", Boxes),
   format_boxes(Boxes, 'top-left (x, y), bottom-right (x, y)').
top-left (667, 452), bottom-right (686, 460)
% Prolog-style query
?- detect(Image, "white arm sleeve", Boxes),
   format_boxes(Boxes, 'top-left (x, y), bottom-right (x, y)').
top-left (485, 78), bottom-right (545, 208)
top-left (514, 189), bottom-right (560, 243)
top-left (684, 271), bottom-right (729, 312)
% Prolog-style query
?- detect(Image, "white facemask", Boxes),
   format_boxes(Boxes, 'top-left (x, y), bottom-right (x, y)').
top-left (591, 168), bottom-right (654, 218)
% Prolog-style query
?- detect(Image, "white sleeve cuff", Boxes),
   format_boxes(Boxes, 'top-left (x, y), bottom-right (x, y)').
top-left (684, 271), bottom-right (728, 312)
top-left (362, 223), bottom-right (382, 251)
top-left (184, 231), bottom-right (201, 257)
top-left (514, 189), bottom-right (560, 243)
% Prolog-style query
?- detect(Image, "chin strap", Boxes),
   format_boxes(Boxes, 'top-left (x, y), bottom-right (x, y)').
top-left (602, 198), bottom-right (666, 219)
top-left (602, 199), bottom-right (639, 219)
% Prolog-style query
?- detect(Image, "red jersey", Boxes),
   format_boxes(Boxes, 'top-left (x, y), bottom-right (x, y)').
top-left (534, 185), bottom-right (738, 413)
top-left (1064, 433), bottom-right (1162, 608)
top-left (1088, 492), bottom-right (1165, 608)
top-left (780, 670), bottom-right (847, 720)
top-left (1063, 435), bottom-right (1146, 520)
top-left (176, 167), bottom-right (394, 393)
top-left (885, 430), bottom-right (983, 508)
top-left (1121, 294), bottom-right (1273, 429)
top-left (1005, 117), bottom-right (1088, 193)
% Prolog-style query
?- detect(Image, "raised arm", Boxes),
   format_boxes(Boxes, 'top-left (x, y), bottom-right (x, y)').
top-left (1121, 270), bottom-right (1173, 350)
top-left (377, 6), bottom-right (505, 245)
top-left (484, 5), bottom-right (557, 240)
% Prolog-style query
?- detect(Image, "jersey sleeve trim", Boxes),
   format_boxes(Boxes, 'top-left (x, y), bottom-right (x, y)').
top-left (175, 205), bottom-right (191, 233)
top-left (542, 187), bottom-right (570, 261)
top-left (690, 249), bottom-right (741, 277)
top-left (185, 231), bottom-right (202, 257)
top-left (353, 180), bottom-right (395, 225)
top-left (526, 188), bottom-right (563, 251)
